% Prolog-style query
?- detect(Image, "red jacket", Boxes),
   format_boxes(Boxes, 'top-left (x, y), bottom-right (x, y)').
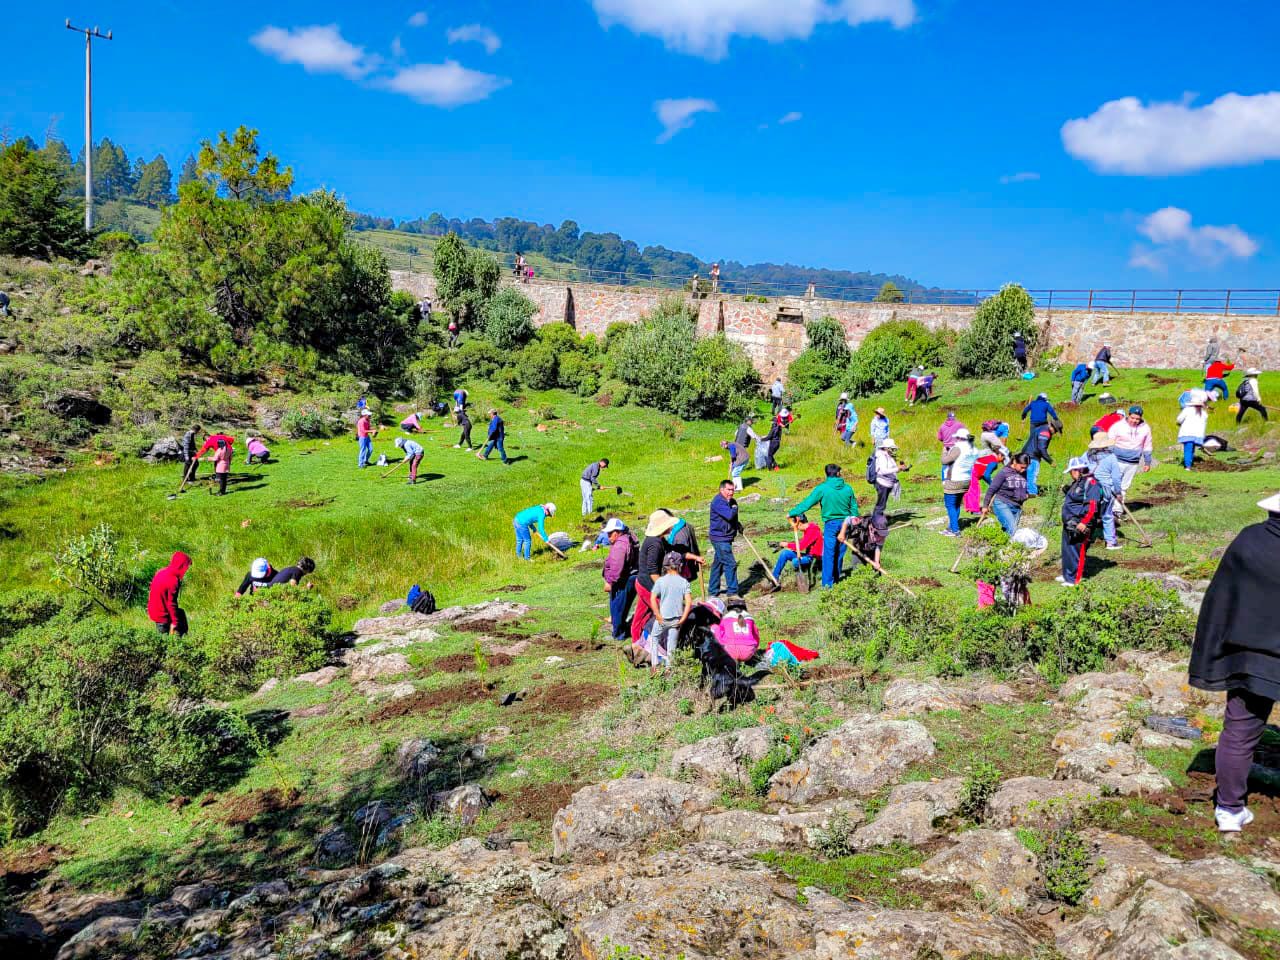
top-left (197, 434), bottom-right (234, 457)
top-left (1206, 361), bottom-right (1235, 380)
top-left (785, 522), bottom-right (824, 559)
top-left (1094, 412), bottom-right (1123, 432)
top-left (148, 551), bottom-right (191, 624)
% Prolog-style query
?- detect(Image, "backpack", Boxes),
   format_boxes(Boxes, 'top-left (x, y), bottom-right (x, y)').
top-left (406, 584), bottom-right (436, 615)
top-left (865, 454), bottom-right (878, 485)
top-left (1235, 379), bottom-right (1251, 401)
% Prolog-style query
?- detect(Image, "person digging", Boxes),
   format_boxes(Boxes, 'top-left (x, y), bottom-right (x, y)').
top-left (513, 502), bottom-right (563, 560)
top-left (580, 458), bottom-right (610, 516)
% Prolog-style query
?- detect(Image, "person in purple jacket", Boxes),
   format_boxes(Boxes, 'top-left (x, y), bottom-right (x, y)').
top-left (600, 518), bottom-right (638, 641)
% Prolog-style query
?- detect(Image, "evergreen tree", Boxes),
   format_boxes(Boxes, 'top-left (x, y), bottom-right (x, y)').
top-left (39, 138), bottom-right (77, 197)
top-left (874, 281), bottom-right (905, 303)
top-left (134, 155), bottom-right (173, 207)
top-left (90, 138), bottom-right (133, 201)
top-left (0, 140), bottom-right (87, 259)
top-left (177, 153), bottom-right (199, 188)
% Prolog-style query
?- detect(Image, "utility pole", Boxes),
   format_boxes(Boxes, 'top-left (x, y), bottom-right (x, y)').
top-left (65, 20), bottom-right (113, 232)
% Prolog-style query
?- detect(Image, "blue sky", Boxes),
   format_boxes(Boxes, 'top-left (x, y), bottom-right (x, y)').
top-left (6, 1), bottom-right (1280, 290)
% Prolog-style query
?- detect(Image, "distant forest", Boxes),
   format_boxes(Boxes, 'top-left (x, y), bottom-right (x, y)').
top-left (352, 211), bottom-right (930, 297)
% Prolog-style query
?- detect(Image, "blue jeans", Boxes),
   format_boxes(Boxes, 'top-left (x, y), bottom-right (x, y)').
top-left (821, 518), bottom-right (848, 589)
top-left (609, 574), bottom-right (637, 640)
top-left (1183, 440), bottom-right (1198, 469)
top-left (1099, 497), bottom-right (1117, 545)
top-left (1071, 380), bottom-right (1085, 403)
top-left (991, 500), bottom-right (1021, 536)
top-left (482, 437), bottom-right (509, 463)
top-left (944, 492), bottom-right (963, 533)
top-left (1204, 378), bottom-right (1228, 399)
top-left (772, 549), bottom-right (813, 581)
top-left (1026, 457), bottom-right (1041, 495)
top-left (358, 436), bottom-right (372, 467)
top-left (1091, 361), bottom-right (1111, 384)
top-left (709, 540), bottom-right (739, 596)
top-left (514, 520), bottom-right (532, 560)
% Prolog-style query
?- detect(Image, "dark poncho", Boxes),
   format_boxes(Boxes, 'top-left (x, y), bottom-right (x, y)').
top-left (1188, 516), bottom-right (1280, 701)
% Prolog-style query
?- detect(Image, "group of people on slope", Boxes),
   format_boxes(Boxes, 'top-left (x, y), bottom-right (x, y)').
top-left (354, 390), bottom-right (512, 483)
top-left (146, 552), bottom-right (316, 637)
top-left (721, 410), bottom-right (790, 488)
top-left (180, 426), bottom-right (262, 496)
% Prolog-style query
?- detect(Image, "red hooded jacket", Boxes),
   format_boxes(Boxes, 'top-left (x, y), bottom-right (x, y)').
top-left (148, 551), bottom-right (191, 624)
top-left (197, 434), bottom-right (235, 457)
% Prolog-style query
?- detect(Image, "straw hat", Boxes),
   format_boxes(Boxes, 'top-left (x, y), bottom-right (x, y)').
top-left (645, 510), bottom-right (678, 538)
top-left (1088, 434), bottom-right (1114, 450)
top-left (1258, 492), bottom-right (1280, 513)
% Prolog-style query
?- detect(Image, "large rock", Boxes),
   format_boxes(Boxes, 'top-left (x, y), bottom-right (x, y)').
top-left (55, 916), bottom-right (139, 960)
top-left (143, 436), bottom-right (182, 463)
top-left (402, 903), bottom-right (566, 960)
top-left (419, 600), bottom-right (530, 630)
top-left (1141, 663), bottom-right (1223, 715)
top-left (1155, 856), bottom-right (1280, 930)
top-left (293, 665), bottom-right (342, 686)
top-left (984, 776), bottom-right (1097, 828)
top-left (394, 738), bottom-right (440, 781)
top-left (1073, 687), bottom-right (1136, 720)
top-left (697, 802), bottom-right (864, 851)
top-left (551, 775), bottom-right (718, 859)
top-left (349, 652), bottom-right (410, 682)
top-left (350, 613), bottom-right (441, 645)
top-left (1060, 671), bottom-right (1147, 700)
top-left (880, 678), bottom-right (966, 715)
top-left (1052, 718), bottom-right (1129, 754)
top-left (432, 783), bottom-right (491, 825)
top-left (671, 727), bottom-right (772, 787)
top-left (1054, 742), bottom-right (1172, 795)
top-left (810, 905), bottom-right (1038, 959)
top-left (767, 716), bottom-right (935, 805)
top-left (904, 828), bottom-right (1039, 910)
top-left (1079, 829), bottom-right (1179, 911)
top-left (1057, 880), bottom-right (1201, 960)
top-left (852, 778), bottom-right (963, 849)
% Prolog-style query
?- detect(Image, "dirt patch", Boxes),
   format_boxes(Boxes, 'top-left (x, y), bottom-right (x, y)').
top-left (1116, 554), bottom-right (1184, 573)
top-left (431, 652), bottom-right (513, 673)
top-left (909, 473), bottom-right (936, 484)
top-left (1195, 456), bottom-right (1260, 473)
top-left (220, 787), bottom-right (302, 827)
top-left (956, 386), bottom-right (973, 396)
top-left (504, 781), bottom-right (583, 824)
top-left (540, 633), bottom-right (606, 654)
top-left (335, 595), bottom-right (358, 611)
top-left (453, 619), bottom-right (523, 638)
top-left (499, 584), bottom-right (528, 593)
top-left (0, 844), bottom-right (62, 894)
top-left (906, 576), bottom-right (944, 589)
top-left (522, 682), bottom-right (614, 715)
top-left (369, 680), bottom-right (492, 721)
top-left (1139, 479), bottom-right (1205, 506)
top-left (1145, 373), bottom-right (1180, 386)
top-left (280, 496), bottom-right (335, 509)
top-left (794, 477), bottom-right (821, 492)
top-left (595, 393), bottom-right (613, 407)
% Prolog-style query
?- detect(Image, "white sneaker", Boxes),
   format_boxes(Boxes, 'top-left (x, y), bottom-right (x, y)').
top-left (1054, 575), bottom-right (1066, 583)
top-left (1106, 543), bottom-right (1123, 551)
top-left (1215, 807), bottom-right (1254, 833)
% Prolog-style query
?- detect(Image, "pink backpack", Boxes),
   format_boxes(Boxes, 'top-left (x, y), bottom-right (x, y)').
top-left (713, 612), bottom-right (760, 662)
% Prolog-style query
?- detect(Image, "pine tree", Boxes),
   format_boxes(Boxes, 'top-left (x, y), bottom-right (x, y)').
top-left (177, 153), bottom-right (199, 189)
top-left (0, 140), bottom-right (88, 258)
top-left (134, 155), bottom-right (173, 207)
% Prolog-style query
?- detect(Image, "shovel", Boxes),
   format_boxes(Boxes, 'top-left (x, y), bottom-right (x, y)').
top-left (380, 458), bottom-right (407, 480)
top-left (1116, 497), bottom-right (1154, 548)
top-left (740, 531), bottom-right (782, 589)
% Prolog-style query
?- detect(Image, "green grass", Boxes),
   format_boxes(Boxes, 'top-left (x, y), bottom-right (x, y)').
top-left (2, 365), bottom-right (1276, 896)
top-left (756, 845), bottom-right (926, 907)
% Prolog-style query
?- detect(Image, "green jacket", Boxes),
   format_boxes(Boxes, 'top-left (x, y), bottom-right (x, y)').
top-left (789, 477), bottom-right (859, 523)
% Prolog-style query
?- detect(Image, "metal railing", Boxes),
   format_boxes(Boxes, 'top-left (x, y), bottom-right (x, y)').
top-left (355, 237), bottom-right (1280, 317)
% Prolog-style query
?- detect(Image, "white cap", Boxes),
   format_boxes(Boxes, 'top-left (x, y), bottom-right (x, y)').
top-left (1065, 456), bottom-right (1091, 473)
top-left (1258, 492), bottom-right (1280, 513)
top-left (545, 502), bottom-right (557, 517)
top-left (879, 437), bottom-right (897, 449)
top-left (395, 437), bottom-right (405, 448)
top-left (251, 557), bottom-right (270, 579)
top-left (603, 517), bottom-right (626, 533)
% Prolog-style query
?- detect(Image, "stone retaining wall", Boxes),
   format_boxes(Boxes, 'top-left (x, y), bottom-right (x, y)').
top-left (391, 271), bottom-right (1278, 375)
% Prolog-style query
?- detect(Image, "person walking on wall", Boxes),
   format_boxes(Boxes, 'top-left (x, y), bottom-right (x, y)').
top-left (708, 480), bottom-right (741, 597)
top-left (788, 463), bottom-right (859, 589)
top-left (1236, 368), bottom-right (1267, 423)
top-left (1188, 491), bottom-right (1280, 833)
top-left (478, 409), bottom-right (510, 464)
top-left (710, 262), bottom-right (721, 294)
top-left (581, 458), bottom-right (609, 515)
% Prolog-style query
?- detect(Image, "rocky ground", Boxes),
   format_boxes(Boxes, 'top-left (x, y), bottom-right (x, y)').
top-left (10, 603), bottom-right (1280, 960)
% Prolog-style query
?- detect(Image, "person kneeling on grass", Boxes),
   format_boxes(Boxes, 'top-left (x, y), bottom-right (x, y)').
top-left (769, 514), bottom-right (823, 585)
top-left (1188, 490), bottom-right (1280, 834)
top-left (264, 557), bottom-right (316, 589)
top-left (394, 436), bottom-right (425, 484)
top-left (235, 557), bottom-right (275, 597)
top-left (245, 436), bottom-right (270, 465)
top-left (399, 411), bottom-right (423, 433)
top-left (648, 552), bottom-right (692, 674)
top-left (1058, 456), bottom-right (1102, 587)
top-left (513, 502), bottom-right (557, 561)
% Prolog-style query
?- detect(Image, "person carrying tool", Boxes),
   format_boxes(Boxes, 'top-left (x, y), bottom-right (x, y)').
top-left (1236, 368), bottom-right (1267, 423)
top-left (708, 480), bottom-right (741, 597)
top-left (838, 510), bottom-right (890, 572)
top-left (982, 453), bottom-right (1032, 536)
top-left (632, 510), bottom-right (678, 647)
top-left (580, 458), bottom-right (610, 515)
top-left (765, 513), bottom-right (823, 587)
top-left (721, 439), bottom-right (749, 491)
top-left (1085, 434), bottom-right (1124, 550)
top-left (1106, 405), bottom-right (1154, 495)
top-left (394, 436), bottom-right (426, 484)
top-left (601, 518), bottom-right (638, 642)
top-left (1091, 343), bottom-right (1113, 384)
top-left (513, 502), bottom-right (558, 560)
top-left (1058, 456), bottom-right (1102, 586)
top-left (235, 557), bottom-right (275, 597)
top-left (180, 424), bottom-right (203, 484)
top-left (1188, 490), bottom-right (1280, 833)
top-left (478, 409), bottom-right (510, 464)
top-left (148, 551), bottom-right (192, 636)
top-left (788, 463), bottom-right (859, 589)
top-left (1204, 358), bottom-right (1236, 400)
top-left (1021, 392), bottom-right (1058, 430)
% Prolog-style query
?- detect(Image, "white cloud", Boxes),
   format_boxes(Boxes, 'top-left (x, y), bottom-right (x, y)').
top-left (1130, 206), bottom-right (1259, 272)
top-left (447, 24), bottom-right (501, 55)
top-left (592, 0), bottom-right (916, 60)
top-left (1062, 91), bottom-right (1280, 175)
top-left (779, 111), bottom-right (803, 124)
top-left (407, 11), bottom-right (428, 28)
top-left (999, 171), bottom-right (1039, 184)
top-left (250, 24), bottom-right (377, 78)
top-left (382, 60), bottom-right (509, 107)
top-left (391, 35), bottom-right (405, 58)
top-left (654, 98), bottom-right (717, 143)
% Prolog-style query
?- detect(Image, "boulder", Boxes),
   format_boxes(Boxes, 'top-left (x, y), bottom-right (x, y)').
top-left (1073, 687), bottom-right (1135, 720)
top-left (394, 738), bottom-right (440, 780)
top-left (169, 883), bottom-right (218, 913)
top-left (175, 931), bottom-right (221, 958)
top-left (1142, 665), bottom-right (1223, 715)
top-left (293, 665), bottom-right (342, 686)
top-left (1057, 880), bottom-right (1200, 960)
top-left (551, 775), bottom-right (718, 859)
top-left (432, 783), bottom-right (491, 825)
top-left (697, 802), bottom-right (864, 851)
top-left (767, 716), bottom-right (935, 805)
top-left (852, 778), bottom-right (963, 849)
top-left (419, 600), bottom-right (530, 630)
top-left (402, 903), bottom-right (566, 960)
top-left (880, 678), bottom-right (966, 715)
top-left (1052, 719), bottom-right (1129, 754)
top-left (351, 613), bottom-right (441, 645)
top-left (984, 776), bottom-right (1097, 828)
top-left (349, 653), bottom-right (410, 682)
top-left (355, 680), bottom-right (416, 700)
top-left (143, 436), bottom-right (182, 463)
top-left (55, 916), bottom-right (139, 960)
top-left (904, 828), bottom-right (1039, 910)
top-left (1060, 671), bottom-right (1147, 700)
top-left (811, 905), bottom-right (1038, 959)
top-left (352, 801), bottom-right (395, 832)
top-left (140, 899), bottom-right (188, 931)
top-left (670, 727), bottom-right (772, 786)
top-left (1155, 856), bottom-right (1280, 930)
top-left (1054, 743), bottom-right (1171, 795)
top-left (1079, 829), bottom-right (1179, 911)
top-left (314, 826), bottom-right (355, 865)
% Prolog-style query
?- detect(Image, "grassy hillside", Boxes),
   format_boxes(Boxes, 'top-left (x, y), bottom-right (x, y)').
top-left (1, 366), bottom-right (1276, 900)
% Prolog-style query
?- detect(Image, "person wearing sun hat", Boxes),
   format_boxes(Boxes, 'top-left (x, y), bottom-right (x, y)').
top-left (1057, 455), bottom-right (1102, 586)
top-left (1188, 491), bottom-right (1280, 833)
top-left (631, 509), bottom-right (678, 647)
top-left (1236, 368), bottom-right (1267, 423)
top-left (1085, 433), bottom-right (1124, 550)
top-left (870, 408), bottom-right (890, 446)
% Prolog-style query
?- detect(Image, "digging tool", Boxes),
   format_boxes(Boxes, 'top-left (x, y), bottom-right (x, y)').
top-left (789, 518), bottom-right (809, 594)
top-left (1115, 497), bottom-right (1154, 548)
top-left (380, 458), bottom-right (407, 480)
top-left (740, 531), bottom-right (782, 589)
top-left (845, 539), bottom-right (917, 597)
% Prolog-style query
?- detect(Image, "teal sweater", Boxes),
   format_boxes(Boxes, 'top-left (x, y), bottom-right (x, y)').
top-left (514, 505), bottom-right (548, 538)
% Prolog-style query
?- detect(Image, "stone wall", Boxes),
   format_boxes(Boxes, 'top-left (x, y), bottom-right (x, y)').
top-left (390, 270), bottom-right (1279, 374)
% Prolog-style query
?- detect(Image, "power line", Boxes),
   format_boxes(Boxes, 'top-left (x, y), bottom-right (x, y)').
top-left (65, 19), bottom-right (113, 232)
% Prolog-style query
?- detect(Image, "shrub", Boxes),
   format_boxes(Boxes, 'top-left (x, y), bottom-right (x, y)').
top-left (610, 298), bottom-right (697, 409)
top-left (874, 281), bottom-right (906, 303)
top-left (52, 523), bottom-right (137, 611)
top-left (958, 761), bottom-right (1002, 821)
top-left (786, 349), bottom-right (842, 401)
top-left (406, 344), bottom-right (457, 402)
top-left (820, 568), bottom-right (959, 672)
top-left (280, 408), bottom-right (341, 439)
top-left (1020, 823), bottom-right (1093, 904)
top-left (483, 288), bottom-right (538, 349)
top-left (813, 809), bottom-right (859, 857)
top-left (0, 589), bottom-right (64, 640)
top-left (558, 352), bottom-right (601, 396)
top-left (517, 340), bottom-right (559, 390)
top-left (954, 284), bottom-right (1039, 379)
top-left (148, 706), bottom-right (257, 794)
top-left (749, 744), bottom-right (793, 796)
top-left (845, 320), bottom-right (947, 397)
top-left (805, 317), bottom-right (851, 365)
top-left (674, 334), bottom-right (759, 421)
top-left (452, 337), bottom-right (502, 380)
top-left (194, 590), bottom-right (334, 696)
top-left (93, 231), bottom-right (139, 258)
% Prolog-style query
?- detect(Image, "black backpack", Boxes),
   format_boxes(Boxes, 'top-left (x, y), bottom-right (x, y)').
top-left (865, 454), bottom-right (878, 485)
top-left (1235, 380), bottom-right (1250, 401)
top-left (410, 589), bottom-right (436, 615)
